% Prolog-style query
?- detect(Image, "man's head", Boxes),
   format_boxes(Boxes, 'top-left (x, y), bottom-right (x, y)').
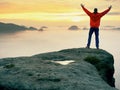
top-left (94, 8), bottom-right (98, 14)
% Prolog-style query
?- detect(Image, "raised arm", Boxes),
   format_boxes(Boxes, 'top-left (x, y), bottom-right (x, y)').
top-left (100, 5), bottom-right (112, 17)
top-left (81, 4), bottom-right (91, 16)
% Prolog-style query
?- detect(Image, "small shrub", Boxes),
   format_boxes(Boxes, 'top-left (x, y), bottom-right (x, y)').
top-left (84, 56), bottom-right (100, 65)
top-left (4, 64), bottom-right (15, 69)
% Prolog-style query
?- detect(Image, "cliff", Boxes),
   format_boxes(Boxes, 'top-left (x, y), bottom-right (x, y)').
top-left (0, 48), bottom-right (118, 90)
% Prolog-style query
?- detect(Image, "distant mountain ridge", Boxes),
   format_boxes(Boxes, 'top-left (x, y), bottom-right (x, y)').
top-left (0, 22), bottom-right (37, 33)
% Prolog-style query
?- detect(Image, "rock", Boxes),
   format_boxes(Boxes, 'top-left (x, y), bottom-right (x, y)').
top-left (0, 48), bottom-right (118, 90)
top-left (68, 25), bottom-right (79, 30)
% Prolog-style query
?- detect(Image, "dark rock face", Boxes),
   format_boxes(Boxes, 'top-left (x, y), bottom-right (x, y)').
top-left (84, 53), bottom-right (115, 87)
top-left (0, 48), bottom-right (118, 90)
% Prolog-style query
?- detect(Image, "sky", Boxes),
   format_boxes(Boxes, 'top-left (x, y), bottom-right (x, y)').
top-left (0, 0), bottom-right (120, 27)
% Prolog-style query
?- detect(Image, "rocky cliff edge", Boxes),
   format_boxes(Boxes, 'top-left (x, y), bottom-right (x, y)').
top-left (0, 48), bottom-right (118, 90)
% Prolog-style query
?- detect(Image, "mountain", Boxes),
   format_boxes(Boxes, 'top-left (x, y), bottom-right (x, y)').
top-left (0, 48), bottom-right (118, 90)
top-left (0, 22), bottom-right (37, 33)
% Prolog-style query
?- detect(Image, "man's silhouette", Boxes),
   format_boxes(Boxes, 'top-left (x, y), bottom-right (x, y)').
top-left (81, 4), bottom-right (112, 49)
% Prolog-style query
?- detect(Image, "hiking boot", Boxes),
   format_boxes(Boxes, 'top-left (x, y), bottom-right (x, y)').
top-left (97, 47), bottom-right (99, 49)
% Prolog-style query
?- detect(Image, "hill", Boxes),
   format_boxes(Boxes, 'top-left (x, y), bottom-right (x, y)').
top-left (0, 22), bottom-right (37, 33)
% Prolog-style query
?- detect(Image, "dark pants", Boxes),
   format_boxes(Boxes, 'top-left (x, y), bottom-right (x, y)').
top-left (87, 27), bottom-right (99, 48)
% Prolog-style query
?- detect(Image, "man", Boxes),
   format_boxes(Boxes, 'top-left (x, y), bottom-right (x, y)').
top-left (81, 4), bottom-right (112, 49)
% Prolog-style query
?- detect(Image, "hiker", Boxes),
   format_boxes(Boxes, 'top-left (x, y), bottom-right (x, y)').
top-left (81, 4), bottom-right (112, 49)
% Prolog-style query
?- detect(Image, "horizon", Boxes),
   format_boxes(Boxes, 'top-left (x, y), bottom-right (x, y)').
top-left (0, 0), bottom-right (120, 28)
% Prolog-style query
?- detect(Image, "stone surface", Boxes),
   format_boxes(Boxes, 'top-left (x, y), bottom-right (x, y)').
top-left (0, 48), bottom-right (118, 90)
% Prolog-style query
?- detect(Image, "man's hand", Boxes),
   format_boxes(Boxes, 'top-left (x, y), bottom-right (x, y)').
top-left (81, 4), bottom-right (84, 7)
top-left (109, 5), bottom-right (112, 9)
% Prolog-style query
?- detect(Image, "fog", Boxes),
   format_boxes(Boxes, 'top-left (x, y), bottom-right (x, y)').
top-left (0, 27), bottom-right (120, 89)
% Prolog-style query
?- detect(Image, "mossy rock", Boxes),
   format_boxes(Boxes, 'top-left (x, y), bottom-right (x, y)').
top-left (84, 56), bottom-right (100, 65)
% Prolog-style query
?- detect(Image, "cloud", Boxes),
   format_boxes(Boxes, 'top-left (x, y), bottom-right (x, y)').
top-left (108, 12), bottom-right (120, 15)
top-left (0, 0), bottom-right (119, 14)
top-left (0, 2), bottom-right (11, 7)
top-left (104, 0), bottom-right (118, 1)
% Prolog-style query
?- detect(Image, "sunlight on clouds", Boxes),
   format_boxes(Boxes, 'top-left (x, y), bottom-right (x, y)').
top-left (0, 0), bottom-right (78, 13)
top-left (103, 15), bottom-right (120, 21)
top-left (0, 0), bottom-right (119, 24)
top-left (0, 12), bottom-right (85, 22)
top-left (0, 0), bottom-right (119, 13)
top-left (71, 16), bottom-right (84, 22)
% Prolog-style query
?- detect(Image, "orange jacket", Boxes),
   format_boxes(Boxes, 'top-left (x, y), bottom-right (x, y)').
top-left (81, 6), bottom-right (111, 28)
